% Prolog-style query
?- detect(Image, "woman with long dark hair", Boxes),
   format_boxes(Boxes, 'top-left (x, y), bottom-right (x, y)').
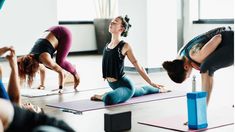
top-left (17, 26), bottom-right (80, 93)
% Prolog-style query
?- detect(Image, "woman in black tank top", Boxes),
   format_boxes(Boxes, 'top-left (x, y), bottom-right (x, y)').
top-left (17, 26), bottom-right (80, 93)
top-left (91, 15), bottom-right (170, 105)
top-left (162, 27), bottom-right (234, 104)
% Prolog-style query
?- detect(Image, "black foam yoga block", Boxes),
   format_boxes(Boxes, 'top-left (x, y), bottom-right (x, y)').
top-left (104, 111), bottom-right (131, 132)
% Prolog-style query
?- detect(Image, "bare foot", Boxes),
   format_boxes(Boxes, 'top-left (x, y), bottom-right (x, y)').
top-left (74, 74), bottom-right (80, 89)
top-left (90, 94), bottom-right (102, 101)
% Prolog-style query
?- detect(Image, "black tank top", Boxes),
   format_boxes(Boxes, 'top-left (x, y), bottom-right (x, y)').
top-left (102, 40), bottom-right (126, 79)
top-left (30, 39), bottom-right (56, 62)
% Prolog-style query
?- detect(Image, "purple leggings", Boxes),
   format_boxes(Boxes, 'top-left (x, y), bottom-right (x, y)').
top-left (47, 26), bottom-right (77, 75)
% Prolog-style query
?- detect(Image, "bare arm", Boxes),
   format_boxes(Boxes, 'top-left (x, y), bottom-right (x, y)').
top-left (201, 71), bottom-right (213, 105)
top-left (38, 64), bottom-right (46, 88)
top-left (6, 49), bottom-right (21, 105)
top-left (39, 53), bottom-right (64, 88)
top-left (125, 43), bottom-right (163, 88)
top-left (191, 34), bottom-right (222, 63)
top-left (0, 119), bottom-right (3, 132)
top-left (0, 99), bottom-right (14, 131)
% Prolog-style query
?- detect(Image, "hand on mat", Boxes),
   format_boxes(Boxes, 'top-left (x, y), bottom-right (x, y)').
top-left (73, 74), bottom-right (80, 89)
top-left (150, 82), bottom-right (171, 93)
top-left (150, 82), bottom-right (164, 89)
top-left (22, 102), bottom-right (43, 113)
top-left (159, 87), bottom-right (171, 93)
top-left (37, 85), bottom-right (45, 90)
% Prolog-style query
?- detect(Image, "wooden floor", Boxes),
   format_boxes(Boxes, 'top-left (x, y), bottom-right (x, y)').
top-left (1, 55), bottom-right (234, 132)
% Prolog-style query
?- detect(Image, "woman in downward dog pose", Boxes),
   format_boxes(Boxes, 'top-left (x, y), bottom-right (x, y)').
top-left (17, 26), bottom-right (80, 93)
top-left (91, 15), bottom-right (170, 105)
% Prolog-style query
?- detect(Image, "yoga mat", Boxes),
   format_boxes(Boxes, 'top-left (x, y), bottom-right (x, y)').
top-left (21, 86), bottom-right (109, 98)
top-left (138, 108), bottom-right (234, 132)
top-left (21, 83), bottom-right (143, 98)
top-left (46, 90), bottom-right (186, 113)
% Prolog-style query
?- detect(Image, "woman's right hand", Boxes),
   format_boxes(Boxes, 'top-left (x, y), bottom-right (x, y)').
top-left (0, 46), bottom-right (14, 56)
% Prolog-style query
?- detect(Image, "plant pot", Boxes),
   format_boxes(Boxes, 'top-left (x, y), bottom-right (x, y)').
top-left (94, 18), bottom-right (112, 54)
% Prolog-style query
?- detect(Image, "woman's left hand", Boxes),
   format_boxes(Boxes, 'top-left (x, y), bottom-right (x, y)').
top-left (151, 82), bottom-right (164, 88)
top-left (151, 82), bottom-right (171, 93)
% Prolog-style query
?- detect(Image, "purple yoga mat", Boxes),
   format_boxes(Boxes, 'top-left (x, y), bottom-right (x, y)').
top-left (46, 90), bottom-right (186, 113)
top-left (138, 108), bottom-right (234, 132)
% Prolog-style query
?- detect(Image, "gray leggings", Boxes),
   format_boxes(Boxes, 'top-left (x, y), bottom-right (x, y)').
top-left (200, 31), bottom-right (234, 76)
top-left (102, 76), bottom-right (159, 105)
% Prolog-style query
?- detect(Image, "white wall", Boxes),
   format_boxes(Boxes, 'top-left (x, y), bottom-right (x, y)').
top-left (59, 24), bottom-right (97, 52)
top-left (118, 0), bottom-right (148, 67)
top-left (147, 0), bottom-right (177, 68)
top-left (0, 0), bottom-right (57, 55)
top-left (118, 0), bottom-right (177, 68)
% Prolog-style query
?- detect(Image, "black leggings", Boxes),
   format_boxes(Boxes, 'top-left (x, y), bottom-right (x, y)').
top-left (200, 30), bottom-right (234, 76)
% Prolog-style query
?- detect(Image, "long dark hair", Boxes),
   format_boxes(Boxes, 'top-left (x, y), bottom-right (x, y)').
top-left (117, 15), bottom-right (132, 37)
top-left (162, 58), bottom-right (187, 83)
top-left (17, 54), bottom-right (39, 87)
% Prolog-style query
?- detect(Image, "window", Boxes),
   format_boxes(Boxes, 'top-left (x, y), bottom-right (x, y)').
top-left (57, 0), bottom-right (118, 22)
top-left (190, 0), bottom-right (234, 24)
top-left (57, 0), bottom-right (96, 21)
top-left (199, 0), bottom-right (233, 19)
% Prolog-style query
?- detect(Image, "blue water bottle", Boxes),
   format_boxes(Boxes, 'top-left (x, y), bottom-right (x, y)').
top-left (187, 92), bottom-right (208, 129)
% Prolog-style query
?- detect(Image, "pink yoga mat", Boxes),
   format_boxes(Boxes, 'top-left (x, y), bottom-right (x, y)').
top-left (138, 108), bottom-right (234, 132)
top-left (46, 90), bottom-right (186, 113)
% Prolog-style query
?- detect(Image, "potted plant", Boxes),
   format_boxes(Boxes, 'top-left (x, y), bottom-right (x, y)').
top-left (93, 0), bottom-right (117, 54)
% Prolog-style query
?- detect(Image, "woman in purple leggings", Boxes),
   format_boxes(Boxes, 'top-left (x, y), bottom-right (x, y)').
top-left (17, 26), bottom-right (80, 92)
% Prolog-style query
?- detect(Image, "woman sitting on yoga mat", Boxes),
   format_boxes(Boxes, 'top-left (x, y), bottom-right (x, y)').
top-left (17, 26), bottom-right (80, 93)
top-left (162, 27), bottom-right (234, 104)
top-left (0, 46), bottom-right (42, 113)
top-left (91, 15), bottom-right (170, 105)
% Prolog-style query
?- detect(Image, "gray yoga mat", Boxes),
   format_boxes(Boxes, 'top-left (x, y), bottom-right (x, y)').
top-left (46, 90), bottom-right (186, 113)
top-left (138, 108), bottom-right (234, 132)
top-left (21, 87), bottom-right (109, 98)
top-left (20, 83), bottom-right (142, 98)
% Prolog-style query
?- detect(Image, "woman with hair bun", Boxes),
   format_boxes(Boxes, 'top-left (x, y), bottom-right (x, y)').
top-left (91, 15), bottom-right (170, 105)
top-left (162, 27), bottom-right (234, 104)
